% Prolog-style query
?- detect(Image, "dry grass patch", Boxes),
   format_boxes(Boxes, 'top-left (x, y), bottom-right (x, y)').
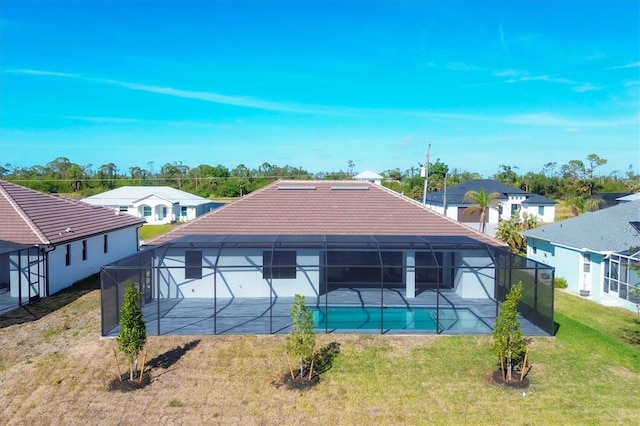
top-left (2, 279), bottom-right (640, 424)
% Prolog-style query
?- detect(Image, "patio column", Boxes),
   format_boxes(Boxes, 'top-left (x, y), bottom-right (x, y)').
top-left (406, 250), bottom-right (416, 298)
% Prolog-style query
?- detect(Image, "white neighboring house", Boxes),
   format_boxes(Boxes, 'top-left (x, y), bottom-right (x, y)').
top-left (0, 180), bottom-right (144, 311)
top-left (353, 171), bottom-right (384, 185)
top-left (523, 200), bottom-right (640, 312)
top-left (82, 186), bottom-right (219, 224)
top-left (424, 179), bottom-right (556, 235)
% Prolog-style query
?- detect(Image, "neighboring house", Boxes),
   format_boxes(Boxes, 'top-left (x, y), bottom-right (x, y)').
top-left (617, 193), bottom-right (640, 203)
top-left (353, 171), bottom-right (384, 185)
top-left (523, 200), bottom-right (640, 312)
top-left (586, 192), bottom-right (633, 208)
top-left (82, 186), bottom-right (220, 225)
top-left (425, 179), bottom-right (556, 235)
top-left (101, 180), bottom-right (555, 337)
top-left (0, 180), bottom-right (144, 313)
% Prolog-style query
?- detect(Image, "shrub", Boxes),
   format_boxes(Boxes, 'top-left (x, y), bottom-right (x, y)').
top-left (554, 277), bottom-right (568, 289)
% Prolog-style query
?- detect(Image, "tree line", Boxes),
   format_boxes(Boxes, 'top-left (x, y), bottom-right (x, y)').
top-left (1, 153), bottom-right (638, 202)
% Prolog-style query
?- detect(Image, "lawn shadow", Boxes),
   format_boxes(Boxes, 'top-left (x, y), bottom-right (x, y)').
top-left (146, 339), bottom-right (201, 370)
top-left (314, 341), bottom-right (341, 374)
top-left (0, 274), bottom-right (100, 329)
top-left (621, 317), bottom-right (640, 347)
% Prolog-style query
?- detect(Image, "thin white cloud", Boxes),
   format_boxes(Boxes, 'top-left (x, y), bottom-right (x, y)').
top-left (573, 83), bottom-right (602, 93)
top-left (499, 25), bottom-right (511, 58)
top-left (493, 69), bottom-right (521, 77)
top-left (61, 115), bottom-right (142, 124)
top-left (505, 112), bottom-right (638, 128)
top-left (6, 68), bottom-right (360, 117)
top-left (7, 69), bottom-right (81, 78)
top-left (605, 62), bottom-right (640, 70)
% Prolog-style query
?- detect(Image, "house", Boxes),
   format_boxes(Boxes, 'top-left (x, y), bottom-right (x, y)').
top-left (101, 180), bottom-right (555, 337)
top-left (353, 171), bottom-right (384, 185)
top-left (586, 192), bottom-right (633, 208)
top-left (0, 180), bottom-right (144, 313)
top-left (425, 179), bottom-right (556, 235)
top-left (523, 200), bottom-right (640, 312)
top-left (82, 186), bottom-right (220, 225)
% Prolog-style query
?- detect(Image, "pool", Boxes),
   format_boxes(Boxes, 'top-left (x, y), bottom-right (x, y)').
top-left (311, 306), bottom-right (492, 334)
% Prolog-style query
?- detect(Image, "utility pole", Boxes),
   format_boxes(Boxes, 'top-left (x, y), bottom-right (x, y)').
top-left (422, 143), bottom-right (431, 204)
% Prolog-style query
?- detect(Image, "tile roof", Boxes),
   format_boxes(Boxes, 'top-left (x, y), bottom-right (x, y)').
top-left (82, 186), bottom-right (213, 206)
top-left (150, 180), bottom-right (504, 246)
top-left (522, 200), bottom-right (640, 252)
top-left (0, 180), bottom-right (146, 245)
top-left (426, 179), bottom-right (555, 205)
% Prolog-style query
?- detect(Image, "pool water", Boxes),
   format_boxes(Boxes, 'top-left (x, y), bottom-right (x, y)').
top-left (311, 306), bottom-right (491, 333)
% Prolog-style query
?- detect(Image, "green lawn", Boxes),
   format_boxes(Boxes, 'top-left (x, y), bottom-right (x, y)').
top-left (139, 224), bottom-right (179, 241)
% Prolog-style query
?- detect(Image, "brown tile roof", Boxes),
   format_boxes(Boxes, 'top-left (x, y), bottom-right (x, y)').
top-left (0, 180), bottom-right (146, 245)
top-left (151, 180), bottom-right (504, 246)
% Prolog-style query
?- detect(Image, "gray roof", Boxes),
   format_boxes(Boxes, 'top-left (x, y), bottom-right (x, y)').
top-left (522, 200), bottom-right (640, 252)
top-left (521, 194), bottom-right (557, 205)
top-left (83, 186), bottom-right (213, 207)
top-left (426, 179), bottom-right (554, 205)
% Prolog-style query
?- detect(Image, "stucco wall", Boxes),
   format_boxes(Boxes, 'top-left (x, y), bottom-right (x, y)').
top-left (157, 248), bottom-right (320, 298)
top-left (47, 227), bottom-right (139, 295)
top-left (454, 250), bottom-right (495, 298)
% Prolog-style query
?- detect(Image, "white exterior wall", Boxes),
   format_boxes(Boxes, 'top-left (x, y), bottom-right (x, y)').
top-left (47, 227), bottom-right (139, 295)
top-left (157, 248), bottom-right (320, 298)
top-left (502, 195), bottom-right (526, 220)
top-left (134, 195), bottom-right (175, 224)
top-left (454, 251), bottom-right (495, 298)
top-left (154, 248), bottom-right (497, 301)
top-left (522, 204), bottom-right (555, 223)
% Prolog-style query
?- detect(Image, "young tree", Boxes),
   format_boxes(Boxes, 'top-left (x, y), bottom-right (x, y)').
top-left (493, 282), bottom-right (527, 382)
top-left (286, 294), bottom-right (316, 380)
top-left (117, 281), bottom-right (147, 381)
top-left (496, 212), bottom-right (539, 255)
top-left (463, 188), bottom-right (502, 233)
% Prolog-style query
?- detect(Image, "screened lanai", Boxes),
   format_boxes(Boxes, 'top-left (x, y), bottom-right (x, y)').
top-left (101, 235), bottom-right (555, 337)
top-left (0, 242), bottom-right (46, 315)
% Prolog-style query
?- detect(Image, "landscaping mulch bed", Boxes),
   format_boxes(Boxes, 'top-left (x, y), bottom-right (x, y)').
top-left (489, 370), bottom-right (530, 389)
top-left (272, 370), bottom-right (320, 391)
top-left (107, 372), bottom-right (152, 392)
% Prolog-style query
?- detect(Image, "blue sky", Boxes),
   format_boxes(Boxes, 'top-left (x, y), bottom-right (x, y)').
top-left (1, 0), bottom-right (638, 178)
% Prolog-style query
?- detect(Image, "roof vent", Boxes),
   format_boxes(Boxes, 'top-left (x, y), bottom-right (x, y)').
top-left (331, 185), bottom-right (369, 190)
top-left (277, 185), bottom-right (316, 190)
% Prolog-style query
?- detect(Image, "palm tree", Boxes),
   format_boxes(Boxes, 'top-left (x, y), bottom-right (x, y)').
top-left (463, 188), bottom-right (502, 233)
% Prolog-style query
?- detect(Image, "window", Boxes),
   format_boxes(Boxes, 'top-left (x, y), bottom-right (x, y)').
top-left (119, 206), bottom-right (128, 212)
top-left (263, 251), bottom-right (296, 279)
top-left (65, 244), bottom-right (71, 266)
top-left (538, 206), bottom-right (544, 216)
top-left (181, 206), bottom-right (188, 217)
top-left (162, 206), bottom-right (167, 217)
top-left (511, 204), bottom-right (520, 215)
top-left (143, 206), bottom-right (152, 217)
top-left (103, 235), bottom-right (108, 253)
top-left (583, 253), bottom-right (591, 273)
top-left (82, 240), bottom-right (87, 261)
top-left (185, 251), bottom-right (203, 279)
top-left (326, 251), bottom-right (402, 284)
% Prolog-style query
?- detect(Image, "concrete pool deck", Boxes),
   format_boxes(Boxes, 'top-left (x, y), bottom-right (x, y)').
top-left (104, 287), bottom-right (550, 337)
